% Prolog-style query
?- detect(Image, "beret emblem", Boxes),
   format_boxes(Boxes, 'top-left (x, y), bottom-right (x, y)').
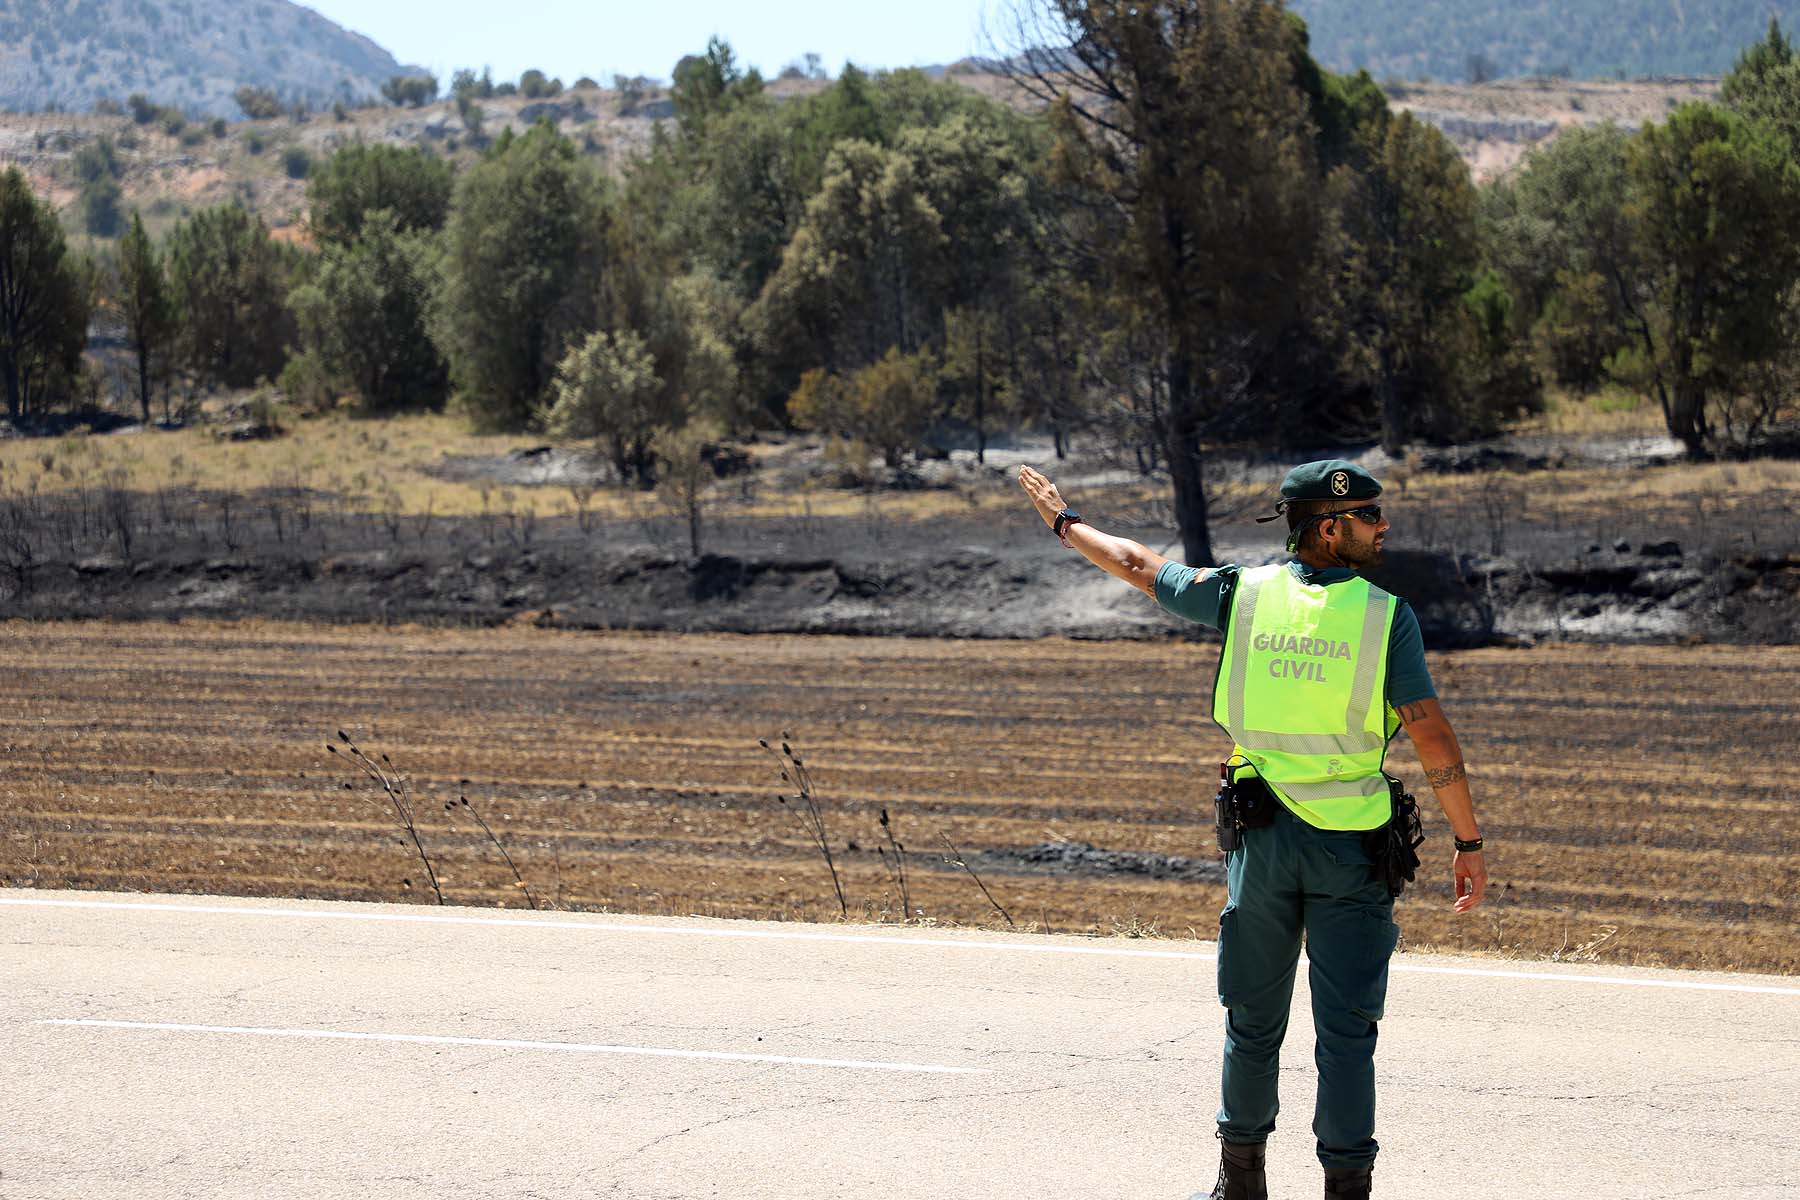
top-left (1330, 470), bottom-right (1350, 496)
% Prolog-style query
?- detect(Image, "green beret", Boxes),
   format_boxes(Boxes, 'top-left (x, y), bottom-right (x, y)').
top-left (1279, 459), bottom-right (1382, 505)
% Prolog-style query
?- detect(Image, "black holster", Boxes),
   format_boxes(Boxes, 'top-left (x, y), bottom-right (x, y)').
top-left (1213, 762), bottom-right (1277, 853)
top-left (1362, 775), bottom-right (1425, 898)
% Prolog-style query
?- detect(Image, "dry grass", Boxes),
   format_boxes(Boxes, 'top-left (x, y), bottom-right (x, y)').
top-left (2, 621), bottom-right (1795, 975)
top-left (1, 411), bottom-right (554, 516)
top-left (7, 400), bottom-right (1796, 563)
top-left (1515, 386), bottom-right (1668, 438)
top-left (0, 410), bottom-right (1037, 524)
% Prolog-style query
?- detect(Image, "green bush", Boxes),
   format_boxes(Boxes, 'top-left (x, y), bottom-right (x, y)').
top-left (233, 85), bottom-right (283, 121)
top-left (278, 348), bottom-right (336, 413)
top-left (281, 147), bottom-right (311, 179)
top-left (79, 175), bottom-right (124, 236)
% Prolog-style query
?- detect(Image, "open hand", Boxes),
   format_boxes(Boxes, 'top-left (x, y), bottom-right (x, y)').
top-left (1018, 465), bottom-right (1069, 531)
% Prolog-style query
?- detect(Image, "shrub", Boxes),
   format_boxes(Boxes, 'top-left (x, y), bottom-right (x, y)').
top-left (234, 85), bottom-right (283, 120)
top-left (278, 348), bottom-right (335, 413)
top-left (281, 146), bottom-right (311, 179)
top-left (79, 176), bottom-right (124, 236)
top-left (381, 74), bottom-right (438, 107)
top-left (789, 348), bottom-right (939, 470)
top-left (519, 69), bottom-right (562, 99)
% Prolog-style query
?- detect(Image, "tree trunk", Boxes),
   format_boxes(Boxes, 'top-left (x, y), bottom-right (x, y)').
top-left (1672, 296), bottom-right (1711, 458)
top-left (137, 343), bottom-right (152, 424)
top-left (1, 355), bottom-right (20, 423)
top-left (1167, 423), bottom-right (1213, 567)
top-left (1378, 342), bottom-right (1405, 456)
top-left (973, 320), bottom-right (986, 466)
top-left (1165, 357), bottom-right (1214, 567)
top-left (1670, 379), bottom-right (1707, 459)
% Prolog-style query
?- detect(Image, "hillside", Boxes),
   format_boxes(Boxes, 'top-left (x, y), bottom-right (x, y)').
top-left (1289, 0), bottom-right (1798, 81)
top-left (0, 0), bottom-right (414, 117)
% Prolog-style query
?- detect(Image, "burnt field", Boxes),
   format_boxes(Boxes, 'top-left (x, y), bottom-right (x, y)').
top-left (3, 621), bottom-right (1797, 975)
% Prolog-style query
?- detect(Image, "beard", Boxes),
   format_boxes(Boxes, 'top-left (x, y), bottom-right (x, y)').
top-left (1338, 524), bottom-right (1385, 570)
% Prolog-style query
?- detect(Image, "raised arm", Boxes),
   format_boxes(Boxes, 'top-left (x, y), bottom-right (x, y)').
top-left (1396, 697), bottom-right (1488, 913)
top-left (1017, 465), bottom-right (1177, 596)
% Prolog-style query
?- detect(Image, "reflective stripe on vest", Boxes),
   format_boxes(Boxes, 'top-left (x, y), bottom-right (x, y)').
top-left (1212, 563), bottom-right (1398, 831)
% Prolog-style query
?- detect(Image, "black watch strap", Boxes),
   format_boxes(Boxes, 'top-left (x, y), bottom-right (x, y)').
top-left (1053, 509), bottom-right (1081, 539)
top-left (1454, 836), bottom-right (1484, 852)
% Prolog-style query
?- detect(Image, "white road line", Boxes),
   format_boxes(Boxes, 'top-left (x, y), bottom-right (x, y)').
top-left (8, 893), bottom-right (1799, 998)
top-left (37, 1019), bottom-right (990, 1075)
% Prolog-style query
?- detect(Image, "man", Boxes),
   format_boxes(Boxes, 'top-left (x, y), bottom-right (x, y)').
top-left (1017, 459), bottom-right (1487, 1200)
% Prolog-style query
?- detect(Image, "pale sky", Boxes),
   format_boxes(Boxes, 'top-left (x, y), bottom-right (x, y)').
top-left (298, 0), bottom-right (1002, 86)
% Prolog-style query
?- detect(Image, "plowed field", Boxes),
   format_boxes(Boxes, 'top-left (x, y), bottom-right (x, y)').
top-left (4, 622), bottom-right (1796, 974)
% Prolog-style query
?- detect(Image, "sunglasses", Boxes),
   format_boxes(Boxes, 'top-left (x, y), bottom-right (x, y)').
top-left (1322, 505), bottom-right (1383, 525)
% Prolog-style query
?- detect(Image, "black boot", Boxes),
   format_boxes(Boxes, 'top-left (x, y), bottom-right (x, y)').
top-left (1206, 1137), bottom-right (1267, 1200)
top-left (1323, 1165), bottom-right (1372, 1199)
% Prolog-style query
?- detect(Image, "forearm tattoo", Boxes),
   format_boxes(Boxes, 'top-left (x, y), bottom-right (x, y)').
top-left (1397, 701), bottom-right (1431, 724)
top-left (1426, 761), bottom-right (1467, 790)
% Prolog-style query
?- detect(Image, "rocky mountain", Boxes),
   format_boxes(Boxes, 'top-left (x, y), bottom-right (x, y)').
top-left (0, 0), bottom-right (415, 117)
top-left (1289, 0), bottom-right (1800, 81)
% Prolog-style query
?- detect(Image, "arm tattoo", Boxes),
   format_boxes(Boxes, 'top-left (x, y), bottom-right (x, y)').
top-left (1397, 701), bottom-right (1431, 725)
top-left (1426, 761), bottom-right (1467, 789)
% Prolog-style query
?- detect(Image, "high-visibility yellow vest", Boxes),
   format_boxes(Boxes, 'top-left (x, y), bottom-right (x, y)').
top-left (1211, 563), bottom-right (1399, 831)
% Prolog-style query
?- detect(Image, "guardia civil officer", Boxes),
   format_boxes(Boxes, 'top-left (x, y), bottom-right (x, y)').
top-left (1016, 459), bottom-right (1488, 1200)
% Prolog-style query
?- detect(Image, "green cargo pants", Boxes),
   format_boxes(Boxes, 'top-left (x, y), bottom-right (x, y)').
top-left (1215, 798), bottom-right (1400, 1170)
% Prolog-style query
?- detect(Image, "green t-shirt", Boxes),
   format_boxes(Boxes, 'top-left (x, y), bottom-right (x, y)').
top-left (1154, 559), bottom-right (1437, 707)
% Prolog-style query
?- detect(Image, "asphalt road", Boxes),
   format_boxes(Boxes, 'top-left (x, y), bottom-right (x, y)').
top-left (3, 889), bottom-right (1797, 1199)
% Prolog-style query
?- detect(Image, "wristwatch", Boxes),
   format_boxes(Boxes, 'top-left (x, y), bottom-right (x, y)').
top-left (1053, 509), bottom-right (1082, 541)
top-left (1454, 836), bottom-right (1484, 852)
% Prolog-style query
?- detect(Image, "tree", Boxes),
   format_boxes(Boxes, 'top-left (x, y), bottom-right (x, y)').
top-left (653, 420), bottom-right (722, 556)
top-left (79, 174), bottom-right (123, 237)
top-left (307, 144), bottom-right (454, 244)
top-left (455, 94), bottom-right (484, 137)
top-left (433, 124), bottom-right (605, 429)
top-left (659, 99), bottom-right (811, 303)
top-left (1482, 124), bottom-right (1637, 391)
top-left (0, 169), bottom-right (90, 421)
top-left (749, 139), bottom-right (947, 388)
top-left (1623, 104), bottom-right (1800, 455)
top-left (1720, 18), bottom-right (1800, 157)
top-left (451, 68), bottom-right (495, 101)
top-left (381, 74), bottom-right (439, 107)
top-left (671, 37), bottom-right (764, 134)
top-left (1002, 0), bottom-right (1321, 566)
top-left (541, 329), bottom-right (667, 483)
top-left (1324, 110), bottom-right (1482, 450)
top-left (112, 212), bottom-right (175, 423)
top-left (73, 134), bottom-right (124, 237)
top-left (165, 204), bottom-right (294, 388)
top-left (519, 69), bottom-right (563, 98)
top-left (899, 114), bottom-right (1034, 462)
top-left (291, 209), bottom-right (446, 412)
top-left (612, 74), bottom-right (652, 116)
top-left (234, 85), bottom-right (283, 120)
